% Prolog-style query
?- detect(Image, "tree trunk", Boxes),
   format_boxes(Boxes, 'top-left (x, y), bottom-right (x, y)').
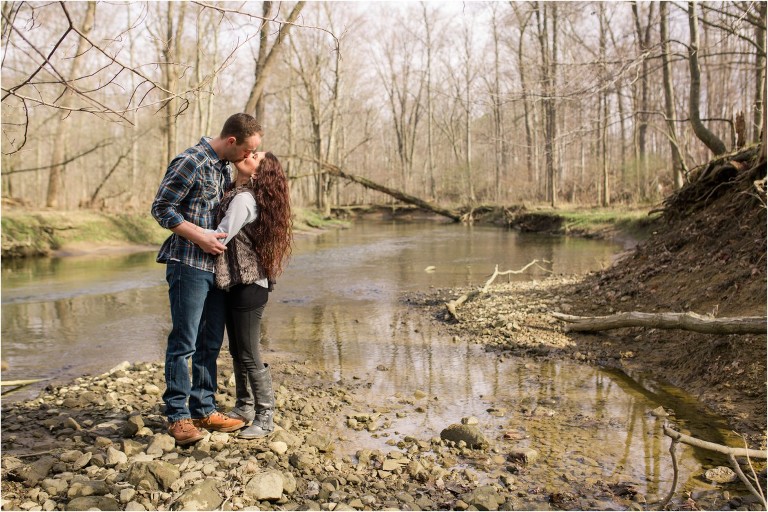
top-left (243, 1), bottom-right (305, 117)
top-left (687, 1), bottom-right (727, 156)
top-left (322, 163), bottom-right (461, 221)
top-left (422, 5), bottom-right (436, 199)
top-left (753, 2), bottom-right (766, 144)
top-left (513, 6), bottom-right (535, 188)
top-left (46, 1), bottom-right (96, 208)
top-left (599, 3), bottom-right (609, 207)
top-left (631, 2), bottom-right (654, 200)
top-left (660, 1), bottom-right (686, 190)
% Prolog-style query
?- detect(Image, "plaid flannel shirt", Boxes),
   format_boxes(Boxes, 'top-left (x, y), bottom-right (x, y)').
top-left (151, 137), bottom-right (232, 272)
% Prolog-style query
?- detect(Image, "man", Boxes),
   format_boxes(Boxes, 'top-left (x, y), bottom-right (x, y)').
top-left (151, 113), bottom-right (263, 445)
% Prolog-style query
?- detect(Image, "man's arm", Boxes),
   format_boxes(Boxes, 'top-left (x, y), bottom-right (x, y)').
top-left (171, 220), bottom-right (228, 255)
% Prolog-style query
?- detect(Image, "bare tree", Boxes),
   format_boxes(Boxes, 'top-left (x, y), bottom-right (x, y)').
top-left (375, 14), bottom-right (425, 193)
top-left (243, 1), bottom-right (306, 120)
top-left (46, 2), bottom-right (96, 208)
top-left (687, 1), bottom-right (727, 156)
top-left (535, 1), bottom-right (558, 207)
top-left (630, 1), bottom-right (656, 200)
top-left (660, 1), bottom-right (686, 190)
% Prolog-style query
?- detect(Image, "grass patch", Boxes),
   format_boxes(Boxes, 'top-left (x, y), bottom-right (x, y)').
top-left (516, 206), bottom-right (661, 239)
top-left (2, 207), bottom-right (350, 258)
top-left (292, 207), bottom-right (350, 231)
top-left (1, 210), bottom-right (169, 258)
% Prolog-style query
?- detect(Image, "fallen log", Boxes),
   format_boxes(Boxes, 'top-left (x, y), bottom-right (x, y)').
top-left (322, 162), bottom-right (462, 222)
top-left (446, 261), bottom-right (551, 321)
top-left (550, 311), bottom-right (766, 335)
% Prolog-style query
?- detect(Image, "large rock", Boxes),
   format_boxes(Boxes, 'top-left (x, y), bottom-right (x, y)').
top-left (245, 470), bottom-right (284, 501)
top-left (440, 424), bottom-right (489, 450)
top-left (68, 480), bottom-right (109, 498)
top-left (171, 479), bottom-right (223, 511)
top-left (66, 496), bottom-right (119, 511)
top-left (127, 461), bottom-right (180, 491)
top-left (462, 485), bottom-right (504, 511)
top-left (704, 466), bottom-right (738, 484)
top-left (8, 456), bottom-right (55, 487)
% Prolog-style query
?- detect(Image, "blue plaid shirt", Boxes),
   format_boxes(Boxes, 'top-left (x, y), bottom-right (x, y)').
top-left (151, 137), bottom-right (232, 272)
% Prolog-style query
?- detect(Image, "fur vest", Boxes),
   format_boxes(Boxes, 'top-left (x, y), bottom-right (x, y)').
top-left (214, 187), bottom-right (268, 289)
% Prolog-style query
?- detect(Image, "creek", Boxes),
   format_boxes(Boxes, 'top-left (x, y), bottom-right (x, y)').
top-left (1, 220), bottom-right (737, 503)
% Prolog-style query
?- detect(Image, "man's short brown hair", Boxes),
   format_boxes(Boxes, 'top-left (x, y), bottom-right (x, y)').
top-left (220, 113), bottom-right (263, 144)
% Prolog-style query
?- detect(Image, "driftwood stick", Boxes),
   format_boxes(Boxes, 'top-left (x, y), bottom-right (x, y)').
top-left (551, 311), bottom-right (767, 335)
top-left (445, 260), bottom-right (551, 321)
top-left (662, 424), bottom-right (767, 459)
top-left (660, 438), bottom-right (680, 509)
top-left (0, 378), bottom-right (47, 387)
top-left (728, 453), bottom-right (767, 509)
top-left (661, 424), bottom-right (767, 508)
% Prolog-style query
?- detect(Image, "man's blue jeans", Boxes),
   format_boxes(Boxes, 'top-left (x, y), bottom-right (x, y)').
top-left (163, 262), bottom-right (226, 423)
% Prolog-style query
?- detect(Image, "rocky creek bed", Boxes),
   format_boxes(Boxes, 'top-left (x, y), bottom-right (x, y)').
top-left (0, 350), bottom-right (674, 512)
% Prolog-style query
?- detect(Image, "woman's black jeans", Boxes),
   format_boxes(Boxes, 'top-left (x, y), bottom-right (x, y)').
top-left (225, 283), bottom-right (269, 417)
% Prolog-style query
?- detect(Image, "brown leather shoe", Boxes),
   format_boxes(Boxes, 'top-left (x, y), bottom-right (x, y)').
top-left (168, 418), bottom-right (205, 446)
top-left (192, 411), bottom-right (245, 432)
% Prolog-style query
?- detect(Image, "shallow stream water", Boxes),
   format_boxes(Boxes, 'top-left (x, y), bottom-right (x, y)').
top-left (1, 220), bottom-right (742, 504)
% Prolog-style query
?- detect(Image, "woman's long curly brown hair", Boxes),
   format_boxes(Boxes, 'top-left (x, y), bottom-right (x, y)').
top-left (245, 152), bottom-right (292, 279)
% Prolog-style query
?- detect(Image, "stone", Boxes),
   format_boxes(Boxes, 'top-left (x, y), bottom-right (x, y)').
top-left (269, 441), bottom-right (289, 455)
top-left (507, 448), bottom-right (539, 465)
top-left (127, 461), bottom-right (180, 491)
top-left (105, 447), bottom-right (128, 466)
top-left (171, 478), bottom-right (223, 511)
top-left (71, 452), bottom-right (92, 470)
top-left (119, 488), bottom-right (136, 504)
top-left (440, 424), bottom-right (489, 450)
top-left (123, 415), bottom-right (144, 438)
top-left (704, 466), bottom-right (739, 484)
top-left (66, 496), bottom-right (119, 510)
top-left (306, 433), bottom-right (335, 453)
top-left (59, 451), bottom-right (84, 463)
top-left (146, 433), bottom-right (176, 455)
top-left (10, 456), bottom-right (55, 487)
top-left (462, 485), bottom-right (503, 510)
top-left (67, 480), bottom-right (108, 498)
top-left (245, 470), bottom-right (284, 501)
top-left (122, 439), bottom-right (146, 457)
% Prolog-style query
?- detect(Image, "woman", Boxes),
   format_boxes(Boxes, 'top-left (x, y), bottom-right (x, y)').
top-left (212, 151), bottom-right (292, 439)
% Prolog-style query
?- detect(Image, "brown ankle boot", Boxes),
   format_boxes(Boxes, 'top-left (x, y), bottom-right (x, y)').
top-left (168, 418), bottom-right (204, 446)
top-left (192, 411), bottom-right (245, 432)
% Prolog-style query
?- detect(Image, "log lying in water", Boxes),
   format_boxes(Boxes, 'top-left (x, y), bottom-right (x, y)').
top-left (322, 162), bottom-right (462, 222)
top-left (551, 311), bottom-right (767, 335)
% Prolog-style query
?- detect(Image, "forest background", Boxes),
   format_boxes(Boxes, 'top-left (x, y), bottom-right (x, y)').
top-left (1, 1), bottom-right (765, 216)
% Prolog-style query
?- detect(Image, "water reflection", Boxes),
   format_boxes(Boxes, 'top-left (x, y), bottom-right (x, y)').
top-left (1, 220), bottom-right (732, 499)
